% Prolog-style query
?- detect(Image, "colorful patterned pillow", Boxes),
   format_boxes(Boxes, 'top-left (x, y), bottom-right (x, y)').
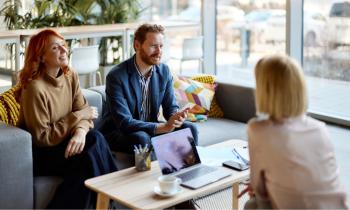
top-left (191, 75), bottom-right (224, 118)
top-left (173, 76), bottom-right (215, 122)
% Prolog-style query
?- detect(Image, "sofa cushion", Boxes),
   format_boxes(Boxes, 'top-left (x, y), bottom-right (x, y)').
top-left (34, 176), bottom-right (63, 209)
top-left (195, 118), bottom-right (247, 146)
top-left (215, 82), bottom-right (256, 123)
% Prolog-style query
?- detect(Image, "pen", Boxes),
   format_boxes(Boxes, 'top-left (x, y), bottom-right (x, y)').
top-left (138, 144), bottom-right (143, 153)
top-left (232, 149), bottom-right (241, 161)
top-left (144, 144), bottom-right (148, 153)
top-left (232, 148), bottom-right (249, 165)
top-left (134, 145), bottom-right (140, 154)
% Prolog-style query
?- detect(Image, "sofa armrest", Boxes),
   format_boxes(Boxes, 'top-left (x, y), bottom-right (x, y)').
top-left (82, 89), bottom-right (103, 129)
top-left (88, 85), bottom-right (106, 102)
top-left (0, 122), bottom-right (33, 209)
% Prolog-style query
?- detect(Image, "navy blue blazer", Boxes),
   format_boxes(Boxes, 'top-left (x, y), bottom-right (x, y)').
top-left (100, 55), bottom-right (179, 136)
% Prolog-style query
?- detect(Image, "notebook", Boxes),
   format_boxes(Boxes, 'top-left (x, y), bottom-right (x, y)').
top-left (151, 128), bottom-right (231, 189)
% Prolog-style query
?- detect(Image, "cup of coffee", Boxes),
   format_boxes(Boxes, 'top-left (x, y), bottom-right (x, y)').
top-left (158, 175), bottom-right (182, 194)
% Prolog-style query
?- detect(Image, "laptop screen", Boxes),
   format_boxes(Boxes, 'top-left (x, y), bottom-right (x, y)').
top-left (151, 128), bottom-right (201, 175)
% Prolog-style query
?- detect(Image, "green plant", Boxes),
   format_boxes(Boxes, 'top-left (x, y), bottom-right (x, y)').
top-left (95, 0), bottom-right (140, 24)
top-left (0, 0), bottom-right (141, 65)
top-left (0, 0), bottom-right (78, 29)
top-left (94, 0), bottom-right (141, 65)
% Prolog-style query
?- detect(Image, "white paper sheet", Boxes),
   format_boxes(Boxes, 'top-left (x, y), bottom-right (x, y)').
top-left (196, 146), bottom-right (248, 167)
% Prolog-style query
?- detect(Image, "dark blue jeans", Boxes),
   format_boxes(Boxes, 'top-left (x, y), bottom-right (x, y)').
top-left (32, 130), bottom-right (117, 209)
top-left (105, 121), bottom-right (198, 160)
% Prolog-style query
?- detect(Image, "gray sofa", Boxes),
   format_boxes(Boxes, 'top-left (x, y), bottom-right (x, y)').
top-left (89, 82), bottom-right (256, 146)
top-left (0, 81), bottom-right (255, 209)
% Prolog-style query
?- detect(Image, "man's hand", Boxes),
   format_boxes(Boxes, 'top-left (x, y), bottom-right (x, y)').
top-left (64, 128), bottom-right (87, 158)
top-left (155, 108), bottom-right (189, 134)
top-left (75, 106), bottom-right (98, 120)
top-left (169, 108), bottom-right (188, 128)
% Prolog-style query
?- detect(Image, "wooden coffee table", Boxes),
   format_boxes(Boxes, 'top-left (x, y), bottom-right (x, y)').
top-left (85, 139), bottom-right (249, 210)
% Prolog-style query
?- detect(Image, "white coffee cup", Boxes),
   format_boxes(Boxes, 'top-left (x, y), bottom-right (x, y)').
top-left (158, 175), bottom-right (182, 194)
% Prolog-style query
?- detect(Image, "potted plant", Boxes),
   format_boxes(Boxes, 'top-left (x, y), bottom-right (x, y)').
top-left (0, 0), bottom-right (141, 83)
top-left (94, 0), bottom-right (141, 81)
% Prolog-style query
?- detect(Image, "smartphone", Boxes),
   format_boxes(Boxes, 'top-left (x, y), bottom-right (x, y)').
top-left (222, 160), bottom-right (249, 171)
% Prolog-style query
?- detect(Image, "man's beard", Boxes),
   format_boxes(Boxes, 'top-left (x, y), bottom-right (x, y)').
top-left (139, 48), bottom-right (161, 65)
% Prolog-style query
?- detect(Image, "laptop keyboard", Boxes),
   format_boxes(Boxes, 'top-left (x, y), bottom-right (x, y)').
top-left (177, 166), bottom-right (216, 182)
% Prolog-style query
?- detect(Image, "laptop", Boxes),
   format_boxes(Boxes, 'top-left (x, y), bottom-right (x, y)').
top-left (151, 128), bottom-right (231, 189)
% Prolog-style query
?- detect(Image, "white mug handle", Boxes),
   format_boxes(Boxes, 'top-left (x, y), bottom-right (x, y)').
top-left (176, 178), bottom-right (182, 185)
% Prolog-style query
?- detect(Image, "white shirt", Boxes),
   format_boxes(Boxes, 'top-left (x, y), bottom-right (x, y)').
top-left (247, 115), bottom-right (348, 209)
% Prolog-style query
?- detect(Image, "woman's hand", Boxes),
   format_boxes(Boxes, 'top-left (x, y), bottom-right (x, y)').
top-left (238, 183), bottom-right (254, 198)
top-left (75, 106), bottom-right (98, 120)
top-left (64, 128), bottom-right (87, 158)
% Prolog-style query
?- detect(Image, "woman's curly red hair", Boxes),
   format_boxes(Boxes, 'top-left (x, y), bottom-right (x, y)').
top-left (17, 29), bottom-right (70, 92)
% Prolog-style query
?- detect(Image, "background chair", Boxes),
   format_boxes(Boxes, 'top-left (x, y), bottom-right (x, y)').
top-left (71, 45), bottom-right (102, 88)
top-left (172, 36), bottom-right (204, 74)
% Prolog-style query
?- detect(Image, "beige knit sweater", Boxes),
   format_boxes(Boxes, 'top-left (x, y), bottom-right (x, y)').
top-left (20, 70), bottom-right (93, 147)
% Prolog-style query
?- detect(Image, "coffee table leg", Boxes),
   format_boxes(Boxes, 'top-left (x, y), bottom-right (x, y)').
top-left (96, 193), bottom-right (109, 210)
top-left (232, 182), bottom-right (239, 210)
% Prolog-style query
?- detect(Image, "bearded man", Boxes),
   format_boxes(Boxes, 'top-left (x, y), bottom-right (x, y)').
top-left (100, 23), bottom-right (198, 155)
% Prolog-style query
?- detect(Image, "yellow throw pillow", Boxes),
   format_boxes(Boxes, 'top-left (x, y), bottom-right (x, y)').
top-left (0, 85), bottom-right (20, 126)
top-left (191, 75), bottom-right (224, 118)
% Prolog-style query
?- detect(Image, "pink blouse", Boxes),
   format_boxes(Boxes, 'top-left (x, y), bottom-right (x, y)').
top-left (247, 115), bottom-right (348, 209)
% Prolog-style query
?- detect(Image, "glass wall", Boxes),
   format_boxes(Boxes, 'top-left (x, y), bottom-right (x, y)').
top-left (303, 0), bottom-right (347, 80)
top-left (304, 0), bottom-right (350, 121)
top-left (216, 0), bottom-right (286, 85)
top-left (139, 0), bottom-right (202, 74)
top-left (139, 0), bottom-right (200, 21)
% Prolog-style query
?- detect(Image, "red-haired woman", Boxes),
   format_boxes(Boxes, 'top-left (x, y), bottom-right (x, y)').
top-left (17, 29), bottom-right (117, 209)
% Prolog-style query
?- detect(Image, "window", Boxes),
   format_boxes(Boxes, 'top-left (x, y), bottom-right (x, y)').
top-left (138, 0), bottom-right (202, 74)
top-left (216, 0), bottom-right (286, 85)
top-left (304, 0), bottom-right (350, 122)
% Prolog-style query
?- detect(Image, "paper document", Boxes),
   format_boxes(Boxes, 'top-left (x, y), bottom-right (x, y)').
top-left (196, 145), bottom-right (249, 167)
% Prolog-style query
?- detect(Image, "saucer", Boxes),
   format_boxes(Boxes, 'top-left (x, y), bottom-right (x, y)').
top-left (154, 186), bottom-right (183, 197)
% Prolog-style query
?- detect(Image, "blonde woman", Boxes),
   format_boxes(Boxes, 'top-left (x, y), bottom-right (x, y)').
top-left (245, 55), bottom-right (348, 209)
